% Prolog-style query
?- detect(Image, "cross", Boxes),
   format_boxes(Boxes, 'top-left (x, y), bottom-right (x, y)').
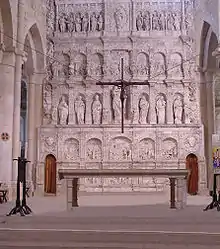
top-left (96, 58), bottom-right (149, 133)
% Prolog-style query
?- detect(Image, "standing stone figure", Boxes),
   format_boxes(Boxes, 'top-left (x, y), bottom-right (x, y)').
top-left (67, 13), bottom-right (75, 32)
top-left (143, 12), bottom-right (151, 31)
top-left (139, 96), bottom-right (149, 124)
top-left (90, 12), bottom-right (97, 31)
top-left (58, 95), bottom-right (69, 125)
top-left (82, 12), bottom-right (89, 32)
top-left (47, 40), bottom-right (54, 59)
top-left (92, 94), bottom-right (102, 124)
top-left (173, 95), bottom-right (183, 124)
top-left (58, 15), bottom-right (66, 32)
top-left (97, 12), bottom-right (104, 31)
top-left (112, 86), bottom-right (121, 123)
top-left (75, 12), bottom-right (82, 32)
top-left (136, 13), bottom-right (143, 31)
top-left (75, 95), bottom-right (85, 124)
top-left (156, 95), bottom-right (166, 124)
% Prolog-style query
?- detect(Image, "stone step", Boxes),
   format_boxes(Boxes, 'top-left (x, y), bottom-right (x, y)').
top-left (0, 230), bottom-right (220, 248)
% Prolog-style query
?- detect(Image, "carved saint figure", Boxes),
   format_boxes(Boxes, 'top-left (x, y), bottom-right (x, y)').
top-left (139, 96), bottom-right (149, 124)
top-left (166, 12), bottom-right (173, 30)
top-left (67, 13), bottom-right (75, 32)
top-left (75, 95), bottom-right (85, 124)
top-left (97, 12), bottom-right (104, 31)
top-left (58, 95), bottom-right (68, 125)
top-left (112, 86), bottom-right (122, 123)
top-left (92, 94), bottom-right (102, 124)
top-left (82, 12), bottom-right (89, 32)
top-left (58, 15), bottom-right (66, 32)
top-left (152, 11), bottom-right (159, 30)
top-left (173, 95), bottom-right (183, 124)
top-left (47, 40), bottom-right (54, 59)
top-left (114, 8), bottom-right (125, 31)
top-left (143, 12), bottom-right (151, 31)
top-left (51, 60), bottom-right (60, 78)
top-left (90, 12), bottom-right (97, 31)
top-left (136, 13), bottom-right (143, 31)
top-left (156, 95), bottom-right (166, 124)
top-left (75, 12), bottom-right (82, 32)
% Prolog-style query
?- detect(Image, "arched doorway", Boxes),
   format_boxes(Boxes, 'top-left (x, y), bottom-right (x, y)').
top-left (44, 154), bottom-right (56, 194)
top-left (186, 153), bottom-right (199, 195)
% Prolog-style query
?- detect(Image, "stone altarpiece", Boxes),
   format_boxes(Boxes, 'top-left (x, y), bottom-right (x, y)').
top-left (38, 0), bottom-right (206, 193)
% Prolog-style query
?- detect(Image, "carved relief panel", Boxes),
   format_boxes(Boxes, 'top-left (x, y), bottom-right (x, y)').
top-left (162, 138), bottom-right (178, 160)
top-left (109, 137), bottom-right (132, 161)
top-left (39, 133), bottom-right (57, 161)
top-left (86, 138), bottom-right (102, 161)
top-left (56, 1), bottom-right (104, 34)
top-left (63, 138), bottom-right (80, 161)
top-left (138, 138), bottom-right (155, 160)
top-left (106, 3), bottom-right (130, 32)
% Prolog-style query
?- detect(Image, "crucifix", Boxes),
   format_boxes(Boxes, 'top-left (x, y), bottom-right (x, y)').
top-left (96, 58), bottom-right (149, 133)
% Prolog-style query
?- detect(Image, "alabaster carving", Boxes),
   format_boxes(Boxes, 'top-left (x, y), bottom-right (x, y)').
top-left (109, 137), bottom-right (131, 161)
top-left (57, 10), bottom-right (104, 33)
top-left (156, 95), bottom-right (166, 124)
top-left (70, 53), bottom-right (87, 77)
top-left (43, 84), bottom-right (52, 116)
top-left (63, 138), bottom-right (79, 160)
top-left (138, 96), bottom-right (149, 124)
top-left (136, 53), bottom-right (150, 77)
top-left (173, 95), bottom-right (184, 124)
top-left (112, 86), bottom-right (122, 123)
top-left (51, 105), bottom-right (57, 124)
top-left (41, 135), bottom-right (56, 156)
top-left (86, 139), bottom-right (102, 161)
top-left (139, 139), bottom-right (155, 160)
top-left (162, 138), bottom-right (178, 159)
top-left (47, 39), bottom-right (54, 59)
top-left (75, 95), bottom-right (86, 124)
top-left (88, 54), bottom-right (103, 76)
top-left (92, 94), bottom-right (102, 125)
top-left (58, 95), bottom-right (69, 125)
top-left (41, 0), bottom-right (205, 193)
top-left (169, 53), bottom-right (184, 78)
top-left (151, 53), bottom-right (167, 78)
top-left (114, 6), bottom-right (128, 31)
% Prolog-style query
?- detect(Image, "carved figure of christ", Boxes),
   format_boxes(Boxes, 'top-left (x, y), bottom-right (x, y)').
top-left (96, 58), bottom-right (149, 133)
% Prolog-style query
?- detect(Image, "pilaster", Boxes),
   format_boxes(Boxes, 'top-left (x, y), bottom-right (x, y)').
top-left (149, 82), bottom-right (156, 124)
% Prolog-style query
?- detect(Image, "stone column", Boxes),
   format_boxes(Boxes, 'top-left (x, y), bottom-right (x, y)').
top-left (102, 86), bottom-right (111, 124)
top-left (176, 178), bottom-right (187, 209)
top-left (149, 83), bottom-right (157, 124)
top-left (0, 48), bottom-right (16, 186)
top-left (12, 0), bottom-right (25, 180)
top-left (27, 73), bottom-right (36, 184)
top-left (131, 86), bottom-right (139, 124)
top-left (166, 83), bottom-right (174, 124)
top-left (85, 90), bottom-right (92, 125)
top-left (68, 86), bottom-right (76, 125)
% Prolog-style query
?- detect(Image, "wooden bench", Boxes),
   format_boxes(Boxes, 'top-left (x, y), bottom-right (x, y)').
top-left (58, 169), bottom-right (189, 210)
